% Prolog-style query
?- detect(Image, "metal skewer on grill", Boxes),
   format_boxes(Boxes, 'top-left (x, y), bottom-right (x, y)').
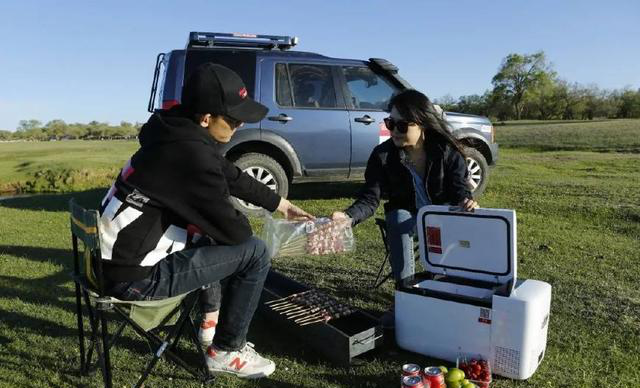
top-left (272, 291), bottom-right (329, 313)
top-left (270, 291), bottom-right (324, 311)
top-left (298, 306), bottom-right (356, 326)
top-left (264, 290), bottom-right (314, 306)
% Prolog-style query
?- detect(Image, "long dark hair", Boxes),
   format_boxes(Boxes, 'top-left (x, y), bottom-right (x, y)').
top-left (389, 89), bottom-right (465, 156)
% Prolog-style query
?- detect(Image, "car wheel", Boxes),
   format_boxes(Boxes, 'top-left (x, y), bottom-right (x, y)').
top-left (463, 147), bottom-right (489, 197)
top-left (230, 153), bottom-right (289, 217)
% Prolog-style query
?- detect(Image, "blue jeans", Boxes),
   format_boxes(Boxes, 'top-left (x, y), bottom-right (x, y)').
top-left (385, 209), bottom-right (417, 282)
top-left (106, 236), bottom-right (271, 351)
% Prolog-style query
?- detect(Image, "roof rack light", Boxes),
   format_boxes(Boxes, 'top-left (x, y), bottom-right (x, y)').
top-left (187, 31), bottom-right (298, 51)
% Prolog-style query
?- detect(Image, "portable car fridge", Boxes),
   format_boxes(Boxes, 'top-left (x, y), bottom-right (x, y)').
top-left (395, 205), bottom-right (551, 380)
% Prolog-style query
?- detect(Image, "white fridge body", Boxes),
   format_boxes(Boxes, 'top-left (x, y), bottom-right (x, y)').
top-left (394, 206), bottom-right (551, 380)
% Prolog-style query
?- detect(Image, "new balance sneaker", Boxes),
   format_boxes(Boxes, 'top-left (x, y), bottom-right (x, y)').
top-left (206, 343), bottom-right (276, 379)
top-left (197, 319), bottom-right (217, 346)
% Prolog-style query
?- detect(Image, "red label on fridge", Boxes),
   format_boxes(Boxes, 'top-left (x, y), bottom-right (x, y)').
top-left (426, 227), bottom-right (442, 254)
top-left (478, 308), bottom-right (492, 324)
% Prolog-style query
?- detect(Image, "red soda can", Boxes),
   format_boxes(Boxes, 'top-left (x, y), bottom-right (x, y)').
top-left (402, 363), bottom-right (422, 377)
top-left (422, 366), bottom-right (446, 388)
top-left (401, 375), bottom-right (424, 388)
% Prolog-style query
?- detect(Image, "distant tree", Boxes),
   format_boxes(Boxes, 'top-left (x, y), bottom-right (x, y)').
top-left (486, 89), bottom-right (513, 121)
top-left (434, 94), bottom-right (458, 112)
top-left (44, 119), bottom-right (68, 140)
top-left (16, 119), bottom-right (45, 140)
top-left (491, 51), bottom-right (553, 120)
top-left (86, 121), bottom-right (109, 139)
top-left (556, 81), bottom-right (587, 120)
top-left (0, 130), bottom-right (13, 140)
top-left (616, 88), bottom-right (640, 118)
top-left (66, 123), bottom-right (88, 139)
top-left (526, 75), bottom-right (565, 119)
top-left (457, 94), bottom-right (490, 116)
top-left (17, 119), bottom-right (42, 132)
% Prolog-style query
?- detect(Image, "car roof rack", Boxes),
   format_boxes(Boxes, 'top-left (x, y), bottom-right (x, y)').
top-left (187, 32), bottom-right (299, 50)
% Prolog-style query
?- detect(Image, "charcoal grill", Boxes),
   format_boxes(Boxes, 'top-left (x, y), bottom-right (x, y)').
top-left (258, 270), bottom-right (383, 366)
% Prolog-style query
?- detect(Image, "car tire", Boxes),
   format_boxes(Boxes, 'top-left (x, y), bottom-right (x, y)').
top-left (463, 147), bottom-right (489, 197)
top-left (230, 153), bottom-right (289, 217)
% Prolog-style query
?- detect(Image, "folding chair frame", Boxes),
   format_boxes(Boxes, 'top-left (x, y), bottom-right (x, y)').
top-left (69, 199), bottom-right (214, 388)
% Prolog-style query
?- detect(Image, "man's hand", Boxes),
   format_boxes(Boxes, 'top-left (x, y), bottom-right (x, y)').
top-left (277, 198), bottom-right (314, 220)
top-left (458, 197), bottom-right (479, 212)
top-left (331, 211), bottom-right (349, 220)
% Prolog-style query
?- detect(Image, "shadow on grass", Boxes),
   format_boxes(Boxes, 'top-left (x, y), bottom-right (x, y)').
top-left (0, 245), bottom-right (72, 268)
top-left (1, 182), bottom-right (361, 213)
top-left (0, 188), bottom-right (106, 212)
top-left (0, 245), bottom-right (79, 313)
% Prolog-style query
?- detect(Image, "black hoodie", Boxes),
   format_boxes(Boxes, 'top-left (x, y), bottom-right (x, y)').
top-left (98, 108), bottom-right (280, 282)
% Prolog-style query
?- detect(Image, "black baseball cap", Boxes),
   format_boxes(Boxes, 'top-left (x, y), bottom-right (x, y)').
top-left (181, 63), bottom-right (268, 123)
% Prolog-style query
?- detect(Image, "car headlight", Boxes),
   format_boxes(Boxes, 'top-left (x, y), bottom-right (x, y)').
top-left (480, 124), bottom-right (495, 143)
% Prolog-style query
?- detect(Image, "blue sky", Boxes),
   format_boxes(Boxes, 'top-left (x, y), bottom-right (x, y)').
top-left (1, 0), bottom-right (638, 131)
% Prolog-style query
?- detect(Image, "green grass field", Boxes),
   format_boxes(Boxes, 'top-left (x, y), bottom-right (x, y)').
top-left (1, 120), bottom-right (639, 387)
top-left (0, 140), bottom-right (138, 193)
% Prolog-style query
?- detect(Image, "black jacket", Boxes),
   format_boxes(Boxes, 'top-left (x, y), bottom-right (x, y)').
top-left (98, 108), bottom-right (280, 282)
top-left (345, 138), bottom-right (472, 225)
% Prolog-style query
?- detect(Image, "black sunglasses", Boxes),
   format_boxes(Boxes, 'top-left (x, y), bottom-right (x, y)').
top-left (383, 117), bottom-right (412, 134)
top-left (223, 115), bottom-right (243, 128)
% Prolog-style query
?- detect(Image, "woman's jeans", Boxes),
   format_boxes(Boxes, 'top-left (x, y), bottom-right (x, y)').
top-left (385, 209), bottom-right (417, 282)
top-left (106, 236), bottom-right (271, 351)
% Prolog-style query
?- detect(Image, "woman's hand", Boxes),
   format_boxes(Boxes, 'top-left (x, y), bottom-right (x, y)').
top-left (277, 198), bottom-right (314, 220)
top-left (331, 211), bottom-right (349, 220)
top-left (458, 197), bottom-right (479, 211)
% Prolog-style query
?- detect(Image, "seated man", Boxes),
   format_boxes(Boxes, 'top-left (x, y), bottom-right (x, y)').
top-left (98, 63), bottom-right (313, 379)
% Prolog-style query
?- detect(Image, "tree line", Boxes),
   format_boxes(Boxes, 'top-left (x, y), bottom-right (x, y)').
top-left (0, 120), bottom-right (142, 141)
top-left (436, 51), bottom-right (640, 121)
top-left (2, 51), bottom-right (638, 141)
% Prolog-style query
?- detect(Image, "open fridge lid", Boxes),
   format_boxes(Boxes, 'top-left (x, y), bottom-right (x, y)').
top-left (416, 205), bottom-right (517, 287)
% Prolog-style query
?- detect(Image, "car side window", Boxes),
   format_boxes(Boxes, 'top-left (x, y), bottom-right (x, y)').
top-left (275, 63), bottom-right (293, 107)
top-left (276, 63), bottom-right (338, 108)
top-left (342, 66), bottom-right (398, 110)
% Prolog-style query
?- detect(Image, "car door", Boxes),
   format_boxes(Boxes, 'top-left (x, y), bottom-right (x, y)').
top-left (339, 64), bottom-right (400, 176)
top-left (259, 59), bottom-right (351, 175)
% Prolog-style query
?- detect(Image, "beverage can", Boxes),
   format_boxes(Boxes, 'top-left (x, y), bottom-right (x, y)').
top-left (422, 366), bottom-right (446, 388)
top-left (401, 375), bottom-right (424, 388)
top-left (402, 363), bottom-right (422, 377)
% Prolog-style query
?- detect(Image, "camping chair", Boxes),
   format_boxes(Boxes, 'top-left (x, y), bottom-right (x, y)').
top-left (371, 218), bottom-right (420, 289)
top-left (69, 199), bottom-right (214, 388)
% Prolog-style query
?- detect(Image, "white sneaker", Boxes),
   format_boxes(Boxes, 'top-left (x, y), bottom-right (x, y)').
top-left (197, 320), bottom-right (216, 346)
top-left (206, 342), bottom-right (276, 379)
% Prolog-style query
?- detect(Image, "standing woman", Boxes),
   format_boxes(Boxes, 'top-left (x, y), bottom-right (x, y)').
top-left (332, 89), bottom-right (478, 326)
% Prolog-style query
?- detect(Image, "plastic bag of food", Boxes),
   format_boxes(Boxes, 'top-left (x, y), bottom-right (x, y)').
top-left (261, 212), bottom-right (355, 258)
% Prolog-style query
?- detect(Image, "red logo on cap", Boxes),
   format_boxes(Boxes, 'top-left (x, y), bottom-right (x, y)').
top-left (239, 87), bottom-right (248, 99)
